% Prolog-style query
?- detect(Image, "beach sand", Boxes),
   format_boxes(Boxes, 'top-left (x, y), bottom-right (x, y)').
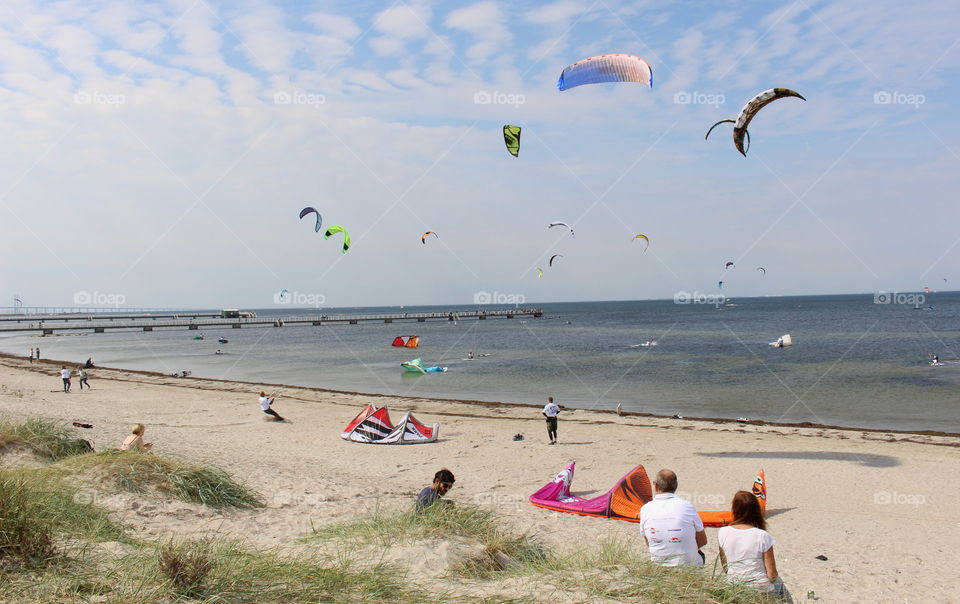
top-left (1, 354), bottom-right (957, 602)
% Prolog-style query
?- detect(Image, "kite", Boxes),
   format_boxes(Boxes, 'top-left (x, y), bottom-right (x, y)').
top-left (557, 54), bottom-right (653, 91)
top-left (633, 234), bottom-right (650, 252)
top-left (549, 222), bottom-right (575, 237)
top-left (503, 125), bottom-right (521, 157)
top-left (756, 267), bottom-right (766, 275)
top-left (725, 261), bottom-right (735, 269)
top-left (324, 225), bottom-right (351, 253)
top-left (944, 278), bottom-right (949, 284)
top-left (536, 267), bottom-right (544, 279)
top-left (549, 254), bottom-right (563, 267)
top-left (706, 88), bottom-right (806, 155)
top-left (421, 231), bottom-right (438, 245)
top-left (718, 281), bottom-right (724, 289)
top-left (299, 207), bottom-right (322, 232)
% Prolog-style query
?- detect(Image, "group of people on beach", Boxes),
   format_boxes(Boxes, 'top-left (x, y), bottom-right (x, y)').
top-left (58, 366), bottom-right (91, 392)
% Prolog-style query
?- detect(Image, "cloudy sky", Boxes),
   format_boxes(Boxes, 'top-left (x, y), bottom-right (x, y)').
top-left (2, 0), bottom-right (958, 309)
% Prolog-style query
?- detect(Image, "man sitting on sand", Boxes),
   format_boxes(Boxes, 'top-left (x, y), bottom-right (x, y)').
top-left (120, 424), bottom-right (153, 452)
top-left (639, 469), bottom-right (707, 566)
top-left (416, 469), bottom-right (456, 512)
top-left (259, 391), bottom-right (285, 421)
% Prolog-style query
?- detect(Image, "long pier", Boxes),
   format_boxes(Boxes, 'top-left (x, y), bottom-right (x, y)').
top-left (0, 309), bottom-right (543, 335)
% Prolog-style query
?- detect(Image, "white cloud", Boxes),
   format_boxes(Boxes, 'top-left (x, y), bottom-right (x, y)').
top-left (444, 1), bottom-right (511, 62)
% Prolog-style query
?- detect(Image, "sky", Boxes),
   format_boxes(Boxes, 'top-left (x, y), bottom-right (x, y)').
top-left (2, 0), bottom-right (959, 310)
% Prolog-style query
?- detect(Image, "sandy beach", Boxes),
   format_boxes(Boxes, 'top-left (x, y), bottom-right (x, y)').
top-left (1, 353), bottom-right (957, 603)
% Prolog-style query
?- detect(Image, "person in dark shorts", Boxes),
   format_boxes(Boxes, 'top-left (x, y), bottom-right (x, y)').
top-left (416, 469), bottom-right (455, 512)
top-left (542, 396), bottom-right (560, 444)
top-left (259, 391), bottom-right (285, 421)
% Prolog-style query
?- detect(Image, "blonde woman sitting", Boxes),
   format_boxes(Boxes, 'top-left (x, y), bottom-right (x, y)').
top-left (121, 424), bottom-right (153, 452)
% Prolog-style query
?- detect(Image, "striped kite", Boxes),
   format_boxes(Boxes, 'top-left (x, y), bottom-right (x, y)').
top-left (557, 54), bottom-right (653, 91)
top-left (503, 125), bottom-right (521, 157)
top-left (706, 88), bottom-right (806, 155)
top-left (324, 225), bottom-right (351, 254)
top-left (421, 231), bottom-right (438, 245)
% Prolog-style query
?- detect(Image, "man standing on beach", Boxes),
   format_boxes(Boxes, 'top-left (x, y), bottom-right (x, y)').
top-left (542, 396), bottom-right (560, 444)
top-left (29, 348), bottom-right (34, 363)
top-left (60, 366), bottom-right (72, 393)
top-left (259, 391), bottom-right (285, 422)
top-left (639, 469), bottom-right (706, 566)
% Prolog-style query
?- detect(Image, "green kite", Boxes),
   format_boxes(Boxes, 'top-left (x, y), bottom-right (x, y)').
top-left (503, 125), bottom-right (521, 157)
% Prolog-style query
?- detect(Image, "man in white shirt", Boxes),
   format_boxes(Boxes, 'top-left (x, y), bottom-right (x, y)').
top-left (639, 469), bottom-right (707, 566)
top-left (542, 396), bottom-right (560, 444)
top-left (60, 367), bottom-right (72, 393)
top-left (259, 391), bottom-right (285, 421)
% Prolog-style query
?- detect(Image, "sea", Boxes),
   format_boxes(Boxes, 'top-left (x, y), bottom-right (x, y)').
top-left (2, 294), bottom-right (959, 433)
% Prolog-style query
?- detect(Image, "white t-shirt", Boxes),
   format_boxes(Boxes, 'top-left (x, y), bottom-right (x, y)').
top-left (543, 402), bottom-right (560, 417)
top-left (259, 396), bottom-right (272, 411)
top-left (718, 526), bottom-right (775, 591)
top-left (60, 369), bottom-right (71, 379)
top-left (639, 493), bottom-right (704, 566)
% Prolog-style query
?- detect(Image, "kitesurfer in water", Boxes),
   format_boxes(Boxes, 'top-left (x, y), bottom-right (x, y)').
top-left (416, 469), bottom-right (455, 512)
top-left (932, 354), bottom-right (940, 365)
top-left (468, 351), bottom-right (475, 360)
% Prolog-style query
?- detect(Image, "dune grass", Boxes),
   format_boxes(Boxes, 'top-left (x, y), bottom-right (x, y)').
top-left (0, 418), bottom-right (93, 461)
top-left (0, 468), bottom-right (125, 567)
top-left (61, 450), bottom-right (265, 509)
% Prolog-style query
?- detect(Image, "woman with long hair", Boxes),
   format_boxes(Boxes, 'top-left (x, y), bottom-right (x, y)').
top-left (718, 490), bottom-right (791, 601)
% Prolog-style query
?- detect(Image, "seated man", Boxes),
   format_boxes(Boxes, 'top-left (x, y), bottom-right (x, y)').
top-left (416, 469), bottom-right (455, 512)
top-left (639, 469), bottom-right (707, 566)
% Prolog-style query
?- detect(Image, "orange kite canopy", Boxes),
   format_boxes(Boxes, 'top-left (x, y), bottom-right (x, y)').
top-left (392, 335), bottom-right (420, 348)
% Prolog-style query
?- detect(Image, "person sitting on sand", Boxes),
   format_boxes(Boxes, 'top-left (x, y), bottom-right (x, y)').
top-left (416, 468), bottom-right (455, 512)
top-left (639, 469), bottom-right (707, 566)
top-left (718, 491), bottom-right (791, 600)
top-left (120, 424), bottom-right (153, 452)
top-left (259, 391), bottom-right (285, 421)
top-left (84, 357), bottom-right (94, 368)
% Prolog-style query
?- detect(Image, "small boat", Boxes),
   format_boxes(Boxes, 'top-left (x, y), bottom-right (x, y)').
top-left (769, 334), bottom-right (792, 348)
top-left (192, 335), bottom-right (204, 340)
top-left (218, 337), bottom-right (228, 344)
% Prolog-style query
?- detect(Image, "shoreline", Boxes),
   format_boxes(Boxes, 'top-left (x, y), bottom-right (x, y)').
top-left (3, 352), bottom-right (958, 440)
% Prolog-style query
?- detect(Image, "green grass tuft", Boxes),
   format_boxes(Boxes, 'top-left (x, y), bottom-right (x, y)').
top-left (62, 450), bottom-right (265, 509)
top-left (0, 418), bottom-right (93, 461)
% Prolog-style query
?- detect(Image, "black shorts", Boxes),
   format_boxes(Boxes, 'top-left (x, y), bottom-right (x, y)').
top-left (546, 417), bottom-right (558, 430)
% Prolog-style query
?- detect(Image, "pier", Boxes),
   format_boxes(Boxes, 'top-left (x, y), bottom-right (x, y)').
top-left (0, 309), bottom-right (543, 335)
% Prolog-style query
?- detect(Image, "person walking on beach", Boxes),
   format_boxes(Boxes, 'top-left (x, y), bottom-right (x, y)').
top-left (29, 348), bottom-right (34, 363)
top-left (36, 347), bottom-right (40, 360)
top-left (259, 391), bottom-right (285, 421)
top-left (542, 396), bottom-right (560, 444)
top-left (639, 469), bottom-right (707, 566)
top-left (60, 366), bottom-right (72, 393)
top-left (416, 468), bottom-right (456, 512)
top-left (78, 367), bottom-right (91, 390)
top-left (718, 490), bottom-right (791, 601)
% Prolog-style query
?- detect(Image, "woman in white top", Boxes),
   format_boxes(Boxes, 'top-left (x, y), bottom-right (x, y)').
top-left (718, 490), bottom-right (791, 601)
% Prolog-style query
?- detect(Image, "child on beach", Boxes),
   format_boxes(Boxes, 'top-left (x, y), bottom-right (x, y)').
top-left (718, 491), bottom-right (791, 601)
top-left (78, 367), bottom-right (90, 390)
top-left (416, 469), bottom-right (456, 512)
top-left (259, 392), bottom-right (286, 421)
top-left (120, 424), bottom-right (153, 452)
top-left (60, 366), bottom-right (72, 393)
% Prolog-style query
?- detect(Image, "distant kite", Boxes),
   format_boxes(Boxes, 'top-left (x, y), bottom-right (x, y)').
top-left (557, 54), bottom-right (653, 91)
top-left (756, 267), bottom-right (766, 275)
top-left (549, 222), bottom-right (574, 237)
top-left (718, 281), bottom-right (724, 289)
top-left (503, 125), bottom-right (521, 157)
top-left (536, 267), bottom-right (544, 279)
top-left (421, 231), bottom-right (438, 245)
top-left (324, 225), bottom-right (351, 254)
top-left (633, 234), bottom-right (650, 252)
top-left (725, 261), bottom-right (735, 269)
top-left (549, 254), bottom-right (563, 267)
top-left (299, 207), bottom-right (322, 232)
top-left (706, 88), bottom-right (806, 155)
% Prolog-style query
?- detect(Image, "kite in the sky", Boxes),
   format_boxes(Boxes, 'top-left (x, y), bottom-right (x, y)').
top-left (503, 125), bottom-right (521, 157)
top-left (718, 281), bottom-right (724, 289)
top-left (725, 261), bottom-right (735, 269)
top-left (557, 54), bottom-right (653, 91)
top-left (549, 222), bottom-right (574, 237)
top-left (706, 88), bottom-right (806, 155)
top-left (756, 267), bottom-right (766, 275)
top-left (421, 231), bottom-right (438, 245)
top-left (549, 254), bottom-right (563, 267)
top-left (537, 267), bottom-right (544, 279)
top-left (633, 234), bottom-right (650, 252)
top-left (324, 225), bottom-right (351, 254)
top-left (299, 207), bottom-right (322, 232)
